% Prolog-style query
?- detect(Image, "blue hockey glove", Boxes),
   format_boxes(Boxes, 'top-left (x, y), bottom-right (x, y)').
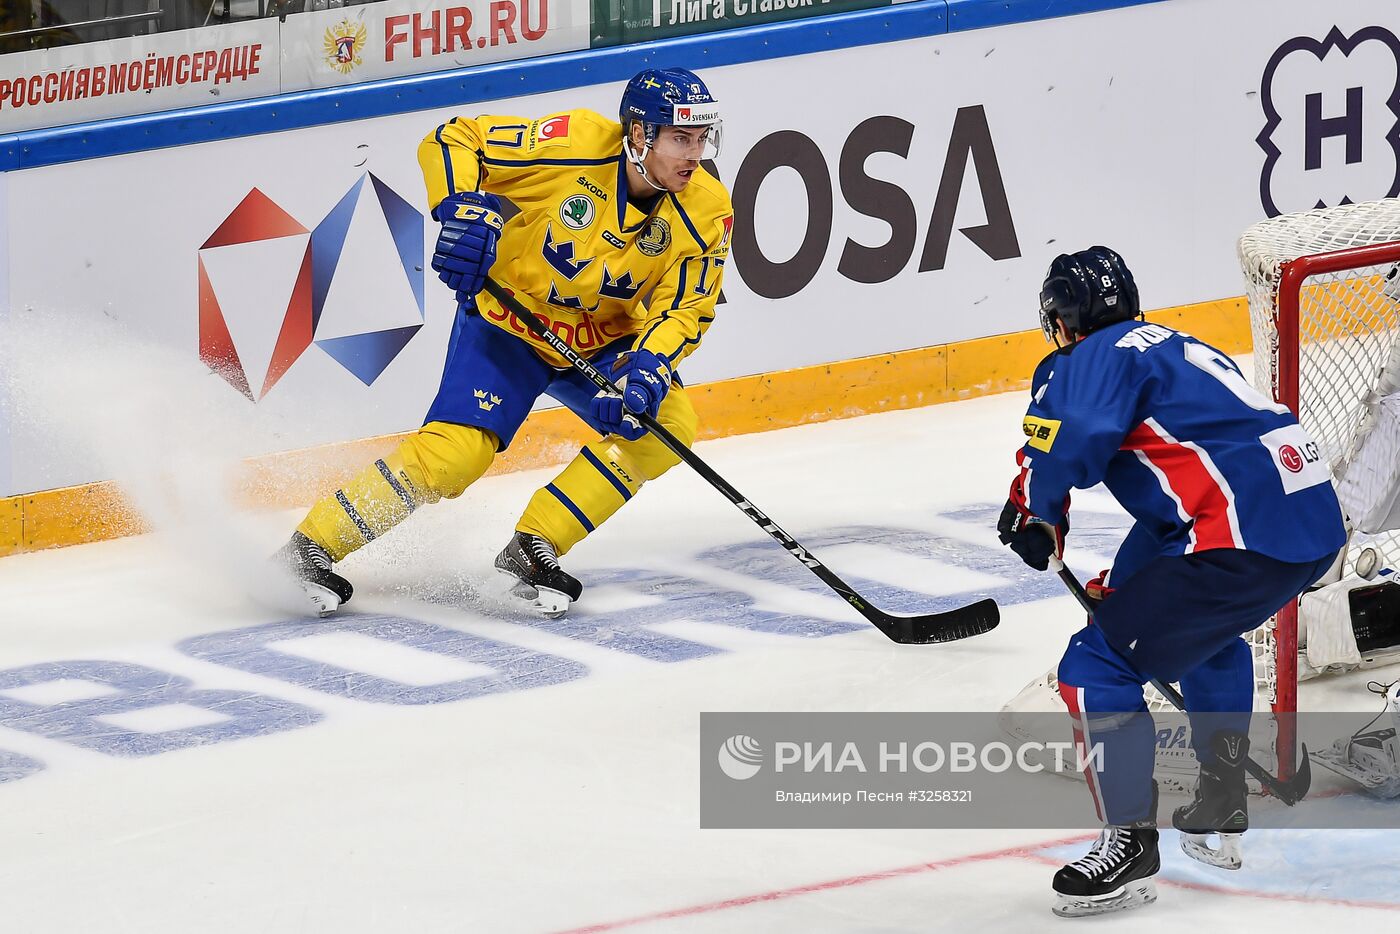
top-left (997, 498), bottom-right (1068, 572)
top-left (431, 191), bottom-right (504, 299)
top-left (998, 471), bottom-right (1068, 571)
top-left (590, 349), bottom-right (673, 442)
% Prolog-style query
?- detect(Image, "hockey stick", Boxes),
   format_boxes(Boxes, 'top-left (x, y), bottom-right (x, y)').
top-left (480, 277), bottom-right (999, 644)
top-left (1047, 556), bottom-right (1311, 805)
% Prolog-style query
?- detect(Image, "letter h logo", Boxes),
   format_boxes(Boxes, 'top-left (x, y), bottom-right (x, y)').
top-left (1257, 26), bottom-right (1400, 218)
top-left (1305, 86), bottom-right (1364, 170)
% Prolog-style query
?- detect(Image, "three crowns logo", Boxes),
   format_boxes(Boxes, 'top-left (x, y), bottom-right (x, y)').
top-left (475, 389), bottom-right (502, 411)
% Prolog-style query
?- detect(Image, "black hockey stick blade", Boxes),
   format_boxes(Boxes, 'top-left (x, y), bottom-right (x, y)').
top-left (869, 598), bottom-right (1000, 645)
top-left (1161, 676), bottom-right (1312, 804)
top-left (481, 277), bottom-right (999, 647)
top-left (1048, 557), bottom-right (1310, 806)
top-left (1156, 676), bottom-right (1310, 805)
top-left (1264, 743), bottom-right (1311, 806)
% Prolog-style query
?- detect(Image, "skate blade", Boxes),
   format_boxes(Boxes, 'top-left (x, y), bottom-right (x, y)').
top-left (297, 580), bottom-right (343, 618)
top-left (1179, 832), bottom-right (1242, 870)
top-left (1313, 745), bottom-right (1400, 798)
top-left (1052, 879), bottom-right (1157, 918)
top-left (494, 569), bottom-right (572, 619)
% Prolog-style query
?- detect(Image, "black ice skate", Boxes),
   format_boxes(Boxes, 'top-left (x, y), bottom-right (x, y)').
top-left (1052, 825), bottom-right (1160, 918)
top-left (1173, 729), bottom-right (1249, 870)
top-left (494, 532), bottom-right (582, 619)
top-left (275, 531), bottom-right (353, 616)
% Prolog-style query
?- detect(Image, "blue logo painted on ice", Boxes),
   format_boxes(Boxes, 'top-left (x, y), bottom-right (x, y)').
top-left (0, 507), bottom-right (1131, 788)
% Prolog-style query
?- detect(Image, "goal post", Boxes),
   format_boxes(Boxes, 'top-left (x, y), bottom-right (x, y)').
top-left (1244, 206), bottom-right (1400, 781)
top-left (1001, 198), bottom-right (1400, 793)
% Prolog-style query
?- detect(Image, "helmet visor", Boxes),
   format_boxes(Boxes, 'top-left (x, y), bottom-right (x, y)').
top-left (650, 121), bottom-right (722, 161)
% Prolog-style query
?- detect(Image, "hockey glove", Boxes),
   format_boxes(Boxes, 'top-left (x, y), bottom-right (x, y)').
top-left (590, 349), bottom-right (673, 442)
top-left (996, 499), bottom-right (1067, 572)
top-left (431, 191), bottom-right (504, 299)
top-left (1086, 570), bottom-right (1114, 603)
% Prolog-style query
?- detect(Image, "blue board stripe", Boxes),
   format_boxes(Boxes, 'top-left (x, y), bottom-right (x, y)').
top-left (0, 0), bottom-right (1168, 172)
top-left (1, 1), bottom-right (950, 172)
top-left (945, 0), bottom-right (1163, 32)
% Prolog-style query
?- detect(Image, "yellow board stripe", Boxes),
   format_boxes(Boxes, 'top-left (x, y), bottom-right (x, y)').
top-left (0, 296), bottom-right (1251, 557)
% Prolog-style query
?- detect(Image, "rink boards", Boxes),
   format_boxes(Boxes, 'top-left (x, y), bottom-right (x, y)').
top-left (1, 0), bottom-right (1399, 544)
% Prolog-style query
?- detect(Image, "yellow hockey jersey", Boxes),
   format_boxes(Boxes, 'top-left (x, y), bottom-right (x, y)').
top-left (418, 108), bottom-right (733, 370)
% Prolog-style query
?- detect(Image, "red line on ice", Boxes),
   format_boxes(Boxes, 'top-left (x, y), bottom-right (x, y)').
top-left (1019, 851), bottom-right (1400, 913)
top-left (560, 820), bottom-right (1400, 933)
top-left (553, 832), bottom-right (1096, 933)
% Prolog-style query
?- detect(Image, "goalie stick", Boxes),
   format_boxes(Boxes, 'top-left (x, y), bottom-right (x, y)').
top-left (481, 277), bottom-right (999, 644)
top-left (1047, 556), bottom-right (1311, 805)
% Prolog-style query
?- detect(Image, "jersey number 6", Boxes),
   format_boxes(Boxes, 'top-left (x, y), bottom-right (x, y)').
top-left (1183, 341), bottom-right (1290, 416)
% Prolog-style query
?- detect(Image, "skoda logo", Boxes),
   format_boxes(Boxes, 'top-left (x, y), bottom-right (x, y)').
top-left (559, 195), bottom-right (595, 230)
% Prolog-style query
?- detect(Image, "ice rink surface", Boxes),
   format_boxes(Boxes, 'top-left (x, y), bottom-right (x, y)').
top-left (3, 386), bottom-right (1400, 931)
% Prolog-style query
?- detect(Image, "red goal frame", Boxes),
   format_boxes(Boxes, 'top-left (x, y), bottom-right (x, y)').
top-left (1272, 239), bottom-right (1400, 781)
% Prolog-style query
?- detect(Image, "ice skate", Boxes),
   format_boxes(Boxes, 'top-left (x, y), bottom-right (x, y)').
top-left (1174, 730), bottom-right (1249, 869)
top-left (1052, 825), bottom-right (1160, 918)
top-left (494, 532), bottom-right (582, 619)
top-left (275, 531), bottom-right (353, 616)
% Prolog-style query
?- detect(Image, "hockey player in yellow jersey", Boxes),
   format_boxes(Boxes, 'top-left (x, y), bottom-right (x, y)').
top-left (277, 67), bottom-right (733, 617)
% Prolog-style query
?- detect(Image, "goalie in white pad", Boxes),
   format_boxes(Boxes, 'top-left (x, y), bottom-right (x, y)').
top-left (1299, 571), bottom-right (1400, 675)
top-left (1313, 681), bottom-right (1400, 798)
top-left (1334, 310), bottom-right (1400, 536)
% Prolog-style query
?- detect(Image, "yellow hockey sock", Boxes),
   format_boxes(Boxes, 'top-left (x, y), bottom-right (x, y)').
top-left (516, 440), bottom-right (645, 556)
top-left (517, 387), bottom-right (698, 556)
top-left (298, 421), bottom-right (497, 562)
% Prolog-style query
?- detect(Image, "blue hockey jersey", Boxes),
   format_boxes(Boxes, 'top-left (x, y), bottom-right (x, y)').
top-left (1015, 319), bottom-right (1346, 564)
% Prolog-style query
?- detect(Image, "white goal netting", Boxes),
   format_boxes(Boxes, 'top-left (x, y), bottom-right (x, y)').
top-left (1001, 198), bottom-right (1400, 790)
top-left (1242, 199), bottom-right (1400, 569)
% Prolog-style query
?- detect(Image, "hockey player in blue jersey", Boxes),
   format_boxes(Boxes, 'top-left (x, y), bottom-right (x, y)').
top-left (996, 246), bottom-right (1345, 918)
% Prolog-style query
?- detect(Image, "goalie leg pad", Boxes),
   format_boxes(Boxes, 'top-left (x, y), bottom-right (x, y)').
top-left (1312, 681), bottom-right (1400, 798)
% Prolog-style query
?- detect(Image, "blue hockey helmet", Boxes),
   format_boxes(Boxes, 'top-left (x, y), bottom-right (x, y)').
top-left (1039, 246), bottom-right (1141, 344)
top-left (619, 67), bottom-right (722, 160)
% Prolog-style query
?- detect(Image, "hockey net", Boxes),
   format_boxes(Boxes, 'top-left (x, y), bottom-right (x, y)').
top-left (1001, 198), bottom-right (1400, 792)
top-left (1242, 198), bottom-right (1400, 781)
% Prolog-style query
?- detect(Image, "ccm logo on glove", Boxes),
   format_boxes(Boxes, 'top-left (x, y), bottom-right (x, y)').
top-left (590, 349), bottom-right (673, 442)
top-left (431, 191), bottom-right (504, 300)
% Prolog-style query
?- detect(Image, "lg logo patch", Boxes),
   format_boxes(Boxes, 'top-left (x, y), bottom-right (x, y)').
top-left (1258, 25), bottom-right (1400, 218)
